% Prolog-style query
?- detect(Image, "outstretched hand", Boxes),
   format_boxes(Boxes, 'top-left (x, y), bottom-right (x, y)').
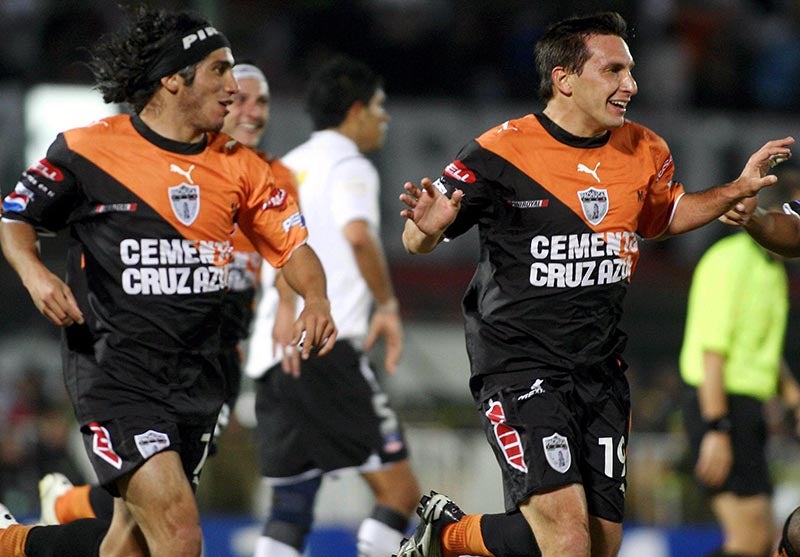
top-left (399, 177), bottom-right (463, 236)
top-left (731, 136), bottom-right (794, 198)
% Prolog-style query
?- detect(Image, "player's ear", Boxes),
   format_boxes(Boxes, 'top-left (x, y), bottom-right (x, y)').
top-left (161, 73), bottom-right (182, 94)
top-left (551, 67), bottom-right (572, 96)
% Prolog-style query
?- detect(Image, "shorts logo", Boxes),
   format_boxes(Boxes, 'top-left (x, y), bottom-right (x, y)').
top-left (135, 430), bottom-right (171, 460)
top-left (169, 184), bottom-right (200, 226)
top-left (485, 399), bottom-right (528, 473)
top-left (517, 378), bottom-right (545, 401)
top-left (542, 432), bottom-right (571, 474)
top-left (578, 187), bottom-right (609, 225)
top-left (88, 422), bottom-right (123, 470)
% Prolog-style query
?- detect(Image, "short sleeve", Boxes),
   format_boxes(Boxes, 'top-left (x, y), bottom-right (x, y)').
top-left (2, 134), bottom-right (83, 233)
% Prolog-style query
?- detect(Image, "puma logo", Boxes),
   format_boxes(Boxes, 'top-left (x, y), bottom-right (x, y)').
top-left (169, 163), bottom-right (196, 184)
top-left (577, 162), bottom-right (601, 183)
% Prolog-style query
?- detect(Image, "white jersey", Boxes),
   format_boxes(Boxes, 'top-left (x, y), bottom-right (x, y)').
top-left (285, 130), bottom-right (379, 339)
top-left (244, 263), bottom-right (280, 378)
top-left (245, 130), bottom-right (379, 378)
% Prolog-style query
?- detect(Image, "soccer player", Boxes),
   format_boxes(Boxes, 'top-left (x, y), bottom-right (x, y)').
top-left (34, 60), bottom-right (299, 532)
top-left (395, 11), bottom-right (793, 557)
top-left (0, 7), bottom-right (334, 557)
top-left (244, 55), bottom-right (421, 557)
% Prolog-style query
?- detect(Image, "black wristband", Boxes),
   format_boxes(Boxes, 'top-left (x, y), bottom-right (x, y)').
top-left (705, 416), bottom-right (732, 433)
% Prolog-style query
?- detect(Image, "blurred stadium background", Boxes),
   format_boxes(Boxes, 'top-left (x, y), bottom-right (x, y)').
top-left (2, 0), bottom-right (800, 555)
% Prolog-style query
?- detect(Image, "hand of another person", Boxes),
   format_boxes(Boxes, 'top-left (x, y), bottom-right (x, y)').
top-left (363, 300), bottom-right (403, 375)
top-left (695, 430), bottom-right (733, 488)
top-left (719, 196), bottom-right (759, 226)
top-left (272, 298), bottom-right (299, 376)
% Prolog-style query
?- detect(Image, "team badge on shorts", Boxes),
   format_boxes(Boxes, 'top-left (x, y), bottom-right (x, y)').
top-left (542, 432), bottom-right (571, 474)
top-left (135, 429), bottom-right (171, 459)
top-left (577, 187), bottom-right (609, 225)
top-left (169, 183), bottom-right (200, 225)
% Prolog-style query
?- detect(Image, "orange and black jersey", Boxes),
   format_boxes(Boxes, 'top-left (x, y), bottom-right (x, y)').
top-left (222, 153), bottom-right (298, 344)
top-left (437, 113), bottom-right (685, 378)
top-left (3, 114), bottom-right (307, 358)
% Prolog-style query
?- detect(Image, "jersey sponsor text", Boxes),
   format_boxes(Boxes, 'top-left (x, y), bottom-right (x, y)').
top-left (529, 231), bottom-right (637, 288)
top-left (119, 238), bottom-right (230, 295)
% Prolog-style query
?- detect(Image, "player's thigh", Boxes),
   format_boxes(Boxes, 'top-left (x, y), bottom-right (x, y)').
top-left (119, 450), bottom-right (200, 536)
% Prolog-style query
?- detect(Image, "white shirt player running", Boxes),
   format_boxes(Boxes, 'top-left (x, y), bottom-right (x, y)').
top-left (245, 129), bottom-right (379, 377)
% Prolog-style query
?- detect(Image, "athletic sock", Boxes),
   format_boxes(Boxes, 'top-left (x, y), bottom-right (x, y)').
top-left (88, 486), bottom-right (113, 521)
top-left (25, 519), bottom-right (107, 557)
top-left (55, 486), bottom-right (96, 523)
top-left (442, 514), bottom-right (493, 557)
top-left (480, 512), bottom-right (541, 557)
top-left (357, 517), bottom-right (405, 557)
top-left (0, 524), bottom-right (33, 557)
top-left (253, 536), bottom-right (301, 557)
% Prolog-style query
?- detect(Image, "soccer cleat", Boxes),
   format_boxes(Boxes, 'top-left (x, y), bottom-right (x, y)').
top-left (0, 503), bottom-right (18, 529)
top-left (394, 491), bottom-right (465, 557)
top-left (0, 502), bottom-right (33, 557)
top-left (38, 472), bottom-right (74, 525)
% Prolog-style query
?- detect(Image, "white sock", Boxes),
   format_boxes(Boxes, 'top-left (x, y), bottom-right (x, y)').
top-left (253, 536), bottom-right (302, 557)
top-left (357, 517), bottom-right (405, 557)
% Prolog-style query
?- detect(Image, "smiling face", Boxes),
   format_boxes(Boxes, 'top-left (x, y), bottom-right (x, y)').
top-left (550, 34), bottom-right (638, 137)
top-left (222, 75), bottom-right (269, 148)
top-left (176, 47), bottom-right (238, 135)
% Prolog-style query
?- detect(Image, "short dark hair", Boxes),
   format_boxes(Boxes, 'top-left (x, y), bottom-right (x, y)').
top-left (535, 12), bottom-right (629, 102)
top-left (778, 506), bottom-right (800, 557)
top-left (305, 56), bottom-right (382, 130)
top-left (87, 5), bottom-right (211, 113)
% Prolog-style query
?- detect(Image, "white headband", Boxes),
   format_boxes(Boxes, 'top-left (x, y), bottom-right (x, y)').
top-left (233, 64), bottom-right (269, 95)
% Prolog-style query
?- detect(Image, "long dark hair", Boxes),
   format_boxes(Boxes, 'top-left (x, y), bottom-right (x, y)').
top-left (87, 5), bottom-right (209, 113)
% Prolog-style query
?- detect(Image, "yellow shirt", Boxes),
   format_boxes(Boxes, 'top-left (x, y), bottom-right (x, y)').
top-left (679, 233), bottom-right (788, 400)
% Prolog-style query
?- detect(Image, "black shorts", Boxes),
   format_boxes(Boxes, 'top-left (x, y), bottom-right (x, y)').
top-left (218, 342), bottom-right (243, 410)
top-left (63, 345), bottom-right (225, 425)
top-left (683, 388), bottom-right (771, 496)
top-left (474, 358), bottom-right (630, 522)
top-left (79, 413), bottom-right (216, 496)
top-left (254, 340), bottom-right (409, 482)
top-left (63, 347), bottom-right (224, 494)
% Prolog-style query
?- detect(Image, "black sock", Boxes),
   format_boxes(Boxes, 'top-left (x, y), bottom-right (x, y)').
top-left (481, 512), bottom-right (541, 557)
top-left (370, 504), bottom-right (409, 533)
top-left (88, 486), bottom-right (114, 521)
top-left (25, 519), bottom-right (109, 557)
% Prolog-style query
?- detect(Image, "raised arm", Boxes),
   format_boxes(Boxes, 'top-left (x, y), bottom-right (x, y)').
top-left (666, 137), bottom-right (794, 236)
top-left (0, 220), bottom-right (83, 327)
top-left (399, 177), bottom-right (463, 254)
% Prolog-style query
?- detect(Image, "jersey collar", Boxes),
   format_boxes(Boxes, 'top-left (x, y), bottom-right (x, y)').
top-left (535, 113), bottom-right (611, 149)
top-left (130, 114), bottom-right (208, 155)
